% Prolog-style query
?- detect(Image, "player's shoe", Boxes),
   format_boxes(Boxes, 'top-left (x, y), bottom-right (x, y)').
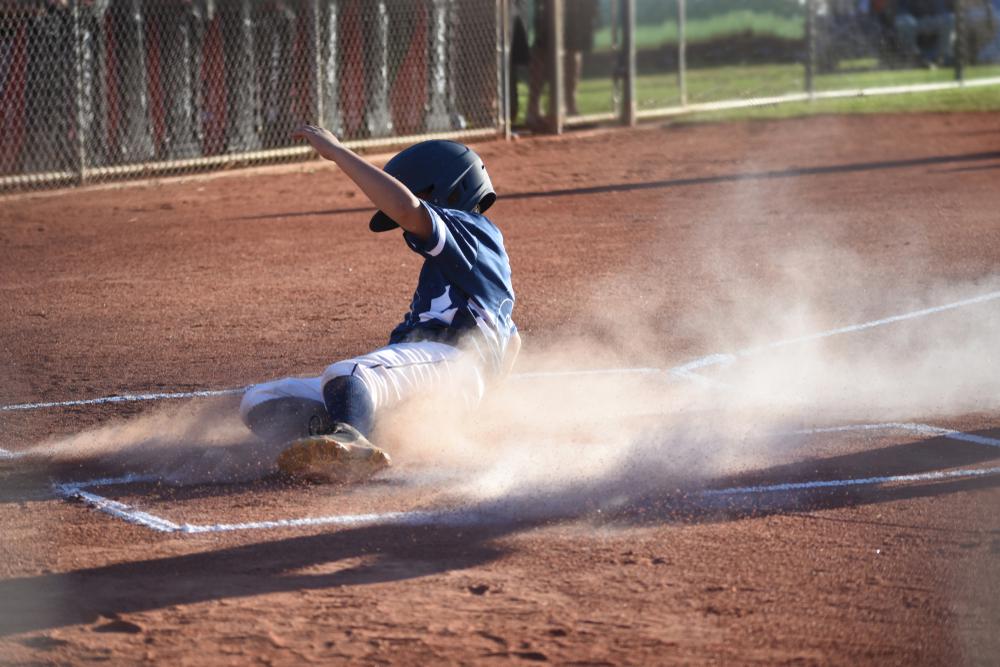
top-left (276, 422), bottom-right (390, 484)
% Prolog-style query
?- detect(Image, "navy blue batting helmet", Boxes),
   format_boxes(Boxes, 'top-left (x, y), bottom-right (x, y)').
top-left (369, 140), bottom-right (495, 232)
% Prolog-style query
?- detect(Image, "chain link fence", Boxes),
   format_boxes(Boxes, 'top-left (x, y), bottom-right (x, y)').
top-left (515, 0), bottom-right (1000, 130)
top-left (5, 0), bottom-right (1000, 191)
top-left (0, 0), bottom-right (502, 191)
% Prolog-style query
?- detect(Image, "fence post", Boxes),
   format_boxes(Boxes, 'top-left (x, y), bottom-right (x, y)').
top-left (427, 0), bottom-right (451, 131)
top-left (314, 0), bottom-right (323, 125)
top-left (677, 0), bottom-right (686, 106)
top-left (621, 0), bottom-right (636, 126)
top-left (954, 0), bottom-right (965, 82)
top-left (804, 0), bottom-right (816, 97)
top-left (320, 0), bottom-right (344, 135)
top-left (72, 0), bottom-right (88, 184)
top-left (547, 0), bottom-right (564, 133)
top-left (225, 0), bottom-right (261, 152)
top-left (499, 0), bottom-right (511, 139)
top-left (364, 0), bottom-right (392, 137)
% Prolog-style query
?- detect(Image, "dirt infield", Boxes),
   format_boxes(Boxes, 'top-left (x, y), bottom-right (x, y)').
top-left (2, 113), bottom-right (1000, 665)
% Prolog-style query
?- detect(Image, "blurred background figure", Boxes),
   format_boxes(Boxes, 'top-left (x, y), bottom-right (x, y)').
top-left (893, 0), bottom-right (955, 67)
top-left (509, 0), bottom-right (530, 124)
top-left (526, 0), bottom-right (599, 128)
top-left (820, 0), bottom-right (998, 69)
top-left (220, 0), bottom-right (261, 152)
top-left (255, 0), bottom-right (299, 148)
top-left (22, 0), bottom-right (75, 174)
top-left (1, 2), bottom-right (31, 175)
top-left (963, 0), bottom-right (1000, 62)
top-left (149, 0), bottom-right (208, 159)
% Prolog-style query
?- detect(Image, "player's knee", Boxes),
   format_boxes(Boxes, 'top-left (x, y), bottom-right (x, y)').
top-left (323, 374), bottom-right (374, 437)
top-left (239, 383), bottom-right (271, 425)
top-left (322, 360), bottom-right (357, 379)
top-left (243, 396), bottom-right (331, 443)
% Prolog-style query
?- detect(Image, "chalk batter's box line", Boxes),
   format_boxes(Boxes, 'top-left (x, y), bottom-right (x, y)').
top-left (5, 288), bottom-right (1000, 414)
top-left (52, 422), bottom-right (1000, 534)
top-left (11, 289), bottom-right (1000, 532)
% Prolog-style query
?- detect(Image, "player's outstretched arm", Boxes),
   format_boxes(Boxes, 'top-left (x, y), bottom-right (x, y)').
top-left (293, 124), bottom-right (433, 240)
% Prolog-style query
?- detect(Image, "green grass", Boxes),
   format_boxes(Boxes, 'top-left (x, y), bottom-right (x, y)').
top-left (635, 61), bottom-right (1000, 108)
top-left (675, 85), bottom-right (1000, 123)
top-left (514, 62), bottom-right (1000, 125)
top-left (814, 60), bottom-right (1000, 90)
top-left (592, 11), bottom-right (804, 52)
top-left (646, 63), bottom-right (805, 106)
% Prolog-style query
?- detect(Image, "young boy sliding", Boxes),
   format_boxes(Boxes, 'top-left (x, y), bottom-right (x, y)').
top-left (239, 125), bottom-right (520, 482)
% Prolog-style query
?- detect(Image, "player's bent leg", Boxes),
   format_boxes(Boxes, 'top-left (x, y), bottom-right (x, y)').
top-left (322, 374), bottom-right (375, 437)
top-left (321, 341), bottom-right (485, 420)
top-left (240, 376), bottom-right (329, 443)
top-left (242, 374), bottom-right (389, 484)
top-left (272, 342), bottom-right (485, 484)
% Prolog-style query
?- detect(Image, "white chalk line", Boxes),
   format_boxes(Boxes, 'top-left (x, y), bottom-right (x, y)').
top-left (0, 388), bottom-right (246, 412)
top-left (0, 370), bottom-right (668, 413)
top-left (700, 422), bottom-right (1000, 496)
top-left (52, 422), bottom-right (1000, 534)
top-left (6, 287), bottom-right (1000, 413)
top-left (53, 475), bottom-right (484, 534)
top-left (737, 289), bottom-right (1000, 358)
top-left (512, 367), bottom-right (662, 379)
top-left (73, 489), bottom-right (184, 532)
top-left (178, 509), bottom-right (493, 534)
top-left (670, 289), bottom-right (1000, 376)
top-left (668, 367), bottom-right (735, 390)
top-left (700, 465), bottom-right (1000, 497)
top-left (788, 422), bottom-right (1000, 448)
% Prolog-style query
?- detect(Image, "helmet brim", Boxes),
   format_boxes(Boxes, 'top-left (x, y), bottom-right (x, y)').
top-left (369, 210), bottom-right (399, 233)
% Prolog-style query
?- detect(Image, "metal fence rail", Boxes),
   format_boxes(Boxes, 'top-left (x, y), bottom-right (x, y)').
top-left (0, 0), bottom-right (501, 190)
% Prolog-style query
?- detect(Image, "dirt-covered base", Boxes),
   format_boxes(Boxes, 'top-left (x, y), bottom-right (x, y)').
top-left (2, 112), bottom-right (1000, 664)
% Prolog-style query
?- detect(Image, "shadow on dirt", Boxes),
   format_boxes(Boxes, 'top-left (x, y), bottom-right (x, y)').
top-left (715, 433), bottom-right (1000, 487)
top-left (606, 429), bottom-right (1000, 526)
top-left (932, 162), bottom-right (1000, 174)
top-left (612, 473), bottom-right (1000, 528)
top-left (0, 445), bottom-right (410, 506)
top-left (2, 428), bottom-right (998, 636)
top-left (231, 149), bottom-right (1000, 222)
top-left (0, 461), bottom-right (54, 503)
top-left (0, 521), bottom-right (519, 637)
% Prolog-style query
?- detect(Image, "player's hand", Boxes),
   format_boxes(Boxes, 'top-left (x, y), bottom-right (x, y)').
top-left (293, 123), bottom-right (342, 161)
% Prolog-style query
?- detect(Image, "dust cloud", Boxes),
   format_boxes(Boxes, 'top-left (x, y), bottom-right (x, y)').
top-left (374, 173), bottom-right (1000, 516)
top-left (22, 176), bottom-right (1000, 519)
top-left (24, 266), bottom-right (1000, 518)
top-left (373, 268), bottom-right (1000, 518)
top-left (24, 398), bottom-right (273, 484)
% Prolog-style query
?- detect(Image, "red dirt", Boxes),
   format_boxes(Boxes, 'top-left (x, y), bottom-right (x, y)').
top-left (2, 113), bottom-right (1000, 665)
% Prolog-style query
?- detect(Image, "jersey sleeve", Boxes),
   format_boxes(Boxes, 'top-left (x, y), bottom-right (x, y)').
top-left (402, 202), bottom-right (482, 283)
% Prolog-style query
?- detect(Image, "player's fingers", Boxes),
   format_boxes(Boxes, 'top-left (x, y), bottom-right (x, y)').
top-left (291, 123), bottom-right (316, 140)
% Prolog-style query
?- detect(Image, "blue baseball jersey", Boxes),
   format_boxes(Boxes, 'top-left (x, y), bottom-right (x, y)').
top-left (390, 201), bottom-right (516, 375)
